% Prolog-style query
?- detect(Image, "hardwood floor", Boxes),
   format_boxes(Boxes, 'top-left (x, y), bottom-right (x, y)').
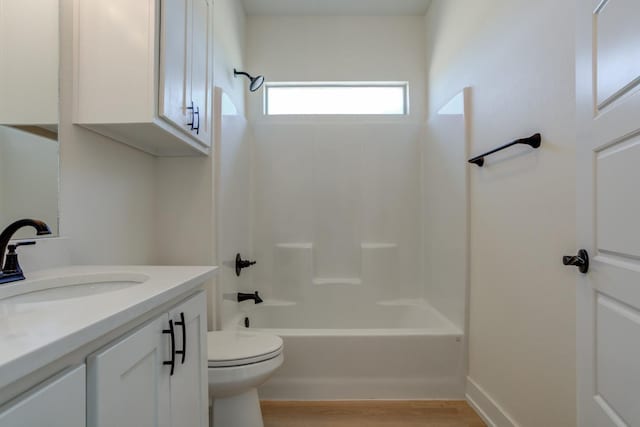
top-left (261, 401), bottom-right (487, 427)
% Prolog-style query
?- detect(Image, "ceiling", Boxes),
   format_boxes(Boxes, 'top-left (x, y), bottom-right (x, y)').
top-left (241, 0), bottom-right (433, 16)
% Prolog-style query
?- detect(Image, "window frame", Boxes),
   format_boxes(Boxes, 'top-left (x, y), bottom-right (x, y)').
top-left (263, 81), bottom-right (410, 117)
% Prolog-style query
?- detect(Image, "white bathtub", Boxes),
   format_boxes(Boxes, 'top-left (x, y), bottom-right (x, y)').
top-left (230, 299), bottom-right (465, 400)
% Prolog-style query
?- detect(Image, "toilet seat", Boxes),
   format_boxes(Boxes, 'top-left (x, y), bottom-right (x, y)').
top-left (207, 331), bottom-right (283, 368)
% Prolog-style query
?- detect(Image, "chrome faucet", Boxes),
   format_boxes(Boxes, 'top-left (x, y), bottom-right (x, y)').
top-left (0, 219), bottom-right (51, 284)
top-left (237, 291), bottom-right (263, 304)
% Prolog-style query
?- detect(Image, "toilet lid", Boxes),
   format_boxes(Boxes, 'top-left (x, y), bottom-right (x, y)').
top-left (207, 331), bottom-right (283, 367)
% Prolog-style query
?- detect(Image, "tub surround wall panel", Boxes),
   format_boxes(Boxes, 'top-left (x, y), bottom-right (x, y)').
top-left (422, 89), bottom-right (470, 331)
top-left (273, 244), bottom-right (312, 302)
top-left (215, 97), bottom-right (252, 328)
top-left (251, 123), bottom-right (314, 298)
top-left (311, 129), bottom-right (362, 282)
top-left (425, 1), bottom-right (577, 426)
top-left (251, 123), bottom-right (422, 302)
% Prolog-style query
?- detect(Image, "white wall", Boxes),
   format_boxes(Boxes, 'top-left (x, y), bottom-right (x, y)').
top-left (247, 15), bottom-right (427, 122)
top-left (425, 1), bottom-right (577, 426)
top-left (58, 0), bottom-right (156, 265)
top-left (213, 0), bottom-right (249, 116)
top-left (246, 16), bottom-right (426, 303)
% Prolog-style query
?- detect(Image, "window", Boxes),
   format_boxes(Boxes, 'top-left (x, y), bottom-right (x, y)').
top-left (264, 82), bottom-right (409, 116)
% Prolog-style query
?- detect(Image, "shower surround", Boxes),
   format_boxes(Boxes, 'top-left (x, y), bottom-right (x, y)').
top-left (215, 84), bottom-right (470, 399)
top-left (251, 122), bottom-right (424, 303)
top-left (213, 14), bottom-right (469, 401)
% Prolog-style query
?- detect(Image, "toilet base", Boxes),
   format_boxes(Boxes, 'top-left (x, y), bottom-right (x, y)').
top-left (211, 388), bottom-right (263, 427)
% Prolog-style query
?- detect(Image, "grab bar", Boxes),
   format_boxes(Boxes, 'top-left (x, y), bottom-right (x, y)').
top-left (468, 133), bottom-right (541, 167)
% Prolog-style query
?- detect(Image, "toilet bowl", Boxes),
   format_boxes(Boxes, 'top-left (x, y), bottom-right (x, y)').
top-left (207, 331), bottom-right (283, 427)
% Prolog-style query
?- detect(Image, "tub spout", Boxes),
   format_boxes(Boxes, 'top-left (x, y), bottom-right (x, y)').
top-left (238, 291), bottom-right (263, 304)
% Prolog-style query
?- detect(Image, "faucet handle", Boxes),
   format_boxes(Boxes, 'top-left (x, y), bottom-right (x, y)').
top-left (9, 241), bottom-right (36, 250)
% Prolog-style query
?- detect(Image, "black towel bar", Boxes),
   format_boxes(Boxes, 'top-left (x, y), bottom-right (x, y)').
top-left (468, 133), bottom-right (541, 167)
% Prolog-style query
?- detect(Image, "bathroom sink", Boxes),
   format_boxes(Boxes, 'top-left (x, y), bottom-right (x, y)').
top-left (0, 272), bottom-right (149, 304)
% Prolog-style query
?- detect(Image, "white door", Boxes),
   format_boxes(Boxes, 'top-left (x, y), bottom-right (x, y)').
top-left (87, 315), bottom-right (172, 427)
top-left (0, 366), bottom-right (85, 427)
top-left (159, 0), bottom-right (189, 131)
top-left (169, 292), bottom-right (209, 427)
top-left (576, 0), bottom-right (640, 425)
top-left (188, 0), bottom-right (212, 147)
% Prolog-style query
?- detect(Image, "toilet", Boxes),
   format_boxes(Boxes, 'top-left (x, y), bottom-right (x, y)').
top-left (207, 330), bottom-right (284, 427)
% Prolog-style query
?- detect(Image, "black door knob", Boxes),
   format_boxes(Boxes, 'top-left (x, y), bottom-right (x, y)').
top-left (563, 249), bottom-right (589, 274)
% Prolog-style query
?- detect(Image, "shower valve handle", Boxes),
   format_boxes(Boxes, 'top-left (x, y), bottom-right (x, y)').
top-left (236, 253), bottom-right (257, 276)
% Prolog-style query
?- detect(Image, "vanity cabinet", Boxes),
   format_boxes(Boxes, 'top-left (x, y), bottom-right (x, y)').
top-left (73, 0), bottom-right (212, 156)
top-left (87, 291), bottom-right (207, 427)
top-left (0, 0), bottom-right (59, 127)
top-left (0, 365), bottom-right (85, 427)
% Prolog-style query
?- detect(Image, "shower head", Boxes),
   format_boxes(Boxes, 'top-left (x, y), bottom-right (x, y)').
top-left (234, 69), bottom-right (265, 92)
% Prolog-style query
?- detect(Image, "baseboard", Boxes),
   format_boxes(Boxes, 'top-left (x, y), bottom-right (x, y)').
top-left (465, 377), bottom-right (520, 427)
top-left (260, 377), bottom-right (465, 400)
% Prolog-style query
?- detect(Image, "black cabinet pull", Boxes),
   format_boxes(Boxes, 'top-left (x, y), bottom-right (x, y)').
top-left (162, 319), bottom-right (176, 376)
top-left (193, 106), bottom-right (200, 135)
top-left (186, 101), bottom-right (195, 129)
top-left (174, 312), bottom-right (186, 365)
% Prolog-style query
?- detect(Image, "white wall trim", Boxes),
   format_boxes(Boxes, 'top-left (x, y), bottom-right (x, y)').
top-left (466, 377), bottom-right (520, 427)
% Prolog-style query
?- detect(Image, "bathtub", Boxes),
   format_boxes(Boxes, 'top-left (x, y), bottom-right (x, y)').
top-left (230, 299), bottom-right (465, 400)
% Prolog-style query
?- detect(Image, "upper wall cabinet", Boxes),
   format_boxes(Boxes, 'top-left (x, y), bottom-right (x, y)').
top-left (73, 0), bottom-right (212, 156)
top-left (0, 0), bottom-right (59, 128)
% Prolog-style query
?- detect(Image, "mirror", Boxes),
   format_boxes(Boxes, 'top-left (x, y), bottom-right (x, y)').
top-left (0, 0), bottom-right (60, 238)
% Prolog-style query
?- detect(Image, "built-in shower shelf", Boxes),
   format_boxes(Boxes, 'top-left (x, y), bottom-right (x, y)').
top-left (262, 299), bottom-right (297, 306)
top-left (276, 243), bottom-right (313, 249)
top-left (361, 243), bottom-right (397, 249)
top-left (312, 278), bottom-right (363, 286)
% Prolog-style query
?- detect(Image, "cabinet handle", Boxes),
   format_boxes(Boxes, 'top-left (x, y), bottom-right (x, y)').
top-left (162, 319), bottom-right (176, 376)
top-left (186, 101), bottom-right (195, 129)
top-left (174, 312), bottom-right (186, 364)
top-left (193, 106), bottom-right (200, 135)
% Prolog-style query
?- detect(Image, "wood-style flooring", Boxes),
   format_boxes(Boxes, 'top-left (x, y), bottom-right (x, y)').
top-left (261, 401), bottom-right (487, 427)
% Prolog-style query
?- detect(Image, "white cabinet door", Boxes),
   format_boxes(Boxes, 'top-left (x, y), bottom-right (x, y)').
top-left (188, 0), bottom-right (212, 147)
top-left (159, 0), bottom-right (189, 131)
top-left (0, 365), bottom-right (85, 427)
top-left (87, 315), bottom-right (172, 427)
top-left (169, 291), bottom-right (208, 427)
top-left (576, 0), bottom-right (640, 425)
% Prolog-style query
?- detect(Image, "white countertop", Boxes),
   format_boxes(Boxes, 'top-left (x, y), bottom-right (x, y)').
top-left (0, 265), bottom-right (217, 391)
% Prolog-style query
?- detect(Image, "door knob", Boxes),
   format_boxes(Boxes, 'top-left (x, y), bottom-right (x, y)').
top-left (563, 249), bottom-right (589, 274)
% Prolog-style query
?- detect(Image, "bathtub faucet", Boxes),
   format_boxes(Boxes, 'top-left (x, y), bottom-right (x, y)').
top-left (237, 291), bottom-right (263, 304)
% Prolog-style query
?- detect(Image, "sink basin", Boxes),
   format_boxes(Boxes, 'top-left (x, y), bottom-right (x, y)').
top-left (0, 273), bottom-right (149, 304)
